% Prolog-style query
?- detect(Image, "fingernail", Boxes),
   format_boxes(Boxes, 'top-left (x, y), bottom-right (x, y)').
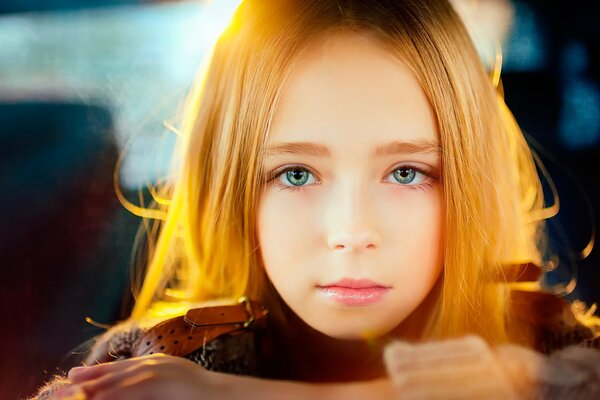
top-left (67, 366), bottom-right (86, 378)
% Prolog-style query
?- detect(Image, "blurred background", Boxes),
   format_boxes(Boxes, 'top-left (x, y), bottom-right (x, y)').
top-left (1, 0), bottom-right (598, 398)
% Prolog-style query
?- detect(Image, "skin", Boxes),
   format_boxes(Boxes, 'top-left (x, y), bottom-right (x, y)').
top-left (62, 353), bottom-right (397, 400)
top-left (257, 31), bottom-right (444, 341)
top-left (54, 32), bottom-right (450, 399)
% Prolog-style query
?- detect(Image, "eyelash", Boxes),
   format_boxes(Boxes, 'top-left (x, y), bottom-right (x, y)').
top-left (266, 164), bottom-right (436, 193)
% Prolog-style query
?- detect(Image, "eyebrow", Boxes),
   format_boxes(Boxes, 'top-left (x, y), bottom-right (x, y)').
top-left (265, 139), bottom-right (441, 158)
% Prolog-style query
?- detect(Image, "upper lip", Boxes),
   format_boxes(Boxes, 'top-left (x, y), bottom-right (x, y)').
top-left (317, 278), bottom-right (390, 289)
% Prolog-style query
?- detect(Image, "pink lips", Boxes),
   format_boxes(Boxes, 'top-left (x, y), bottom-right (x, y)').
top-left (316, 278), bottom-right (391, 306)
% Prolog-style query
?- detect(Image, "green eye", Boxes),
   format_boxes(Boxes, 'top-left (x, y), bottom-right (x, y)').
top-left (285, 169), bottom-right (311, 186)
top-left (392, 168), bottom-right (417, 184)
top-left (269, 166), bottom-right (317, 192)
top-left (268, 164), bottom-right (435, 193)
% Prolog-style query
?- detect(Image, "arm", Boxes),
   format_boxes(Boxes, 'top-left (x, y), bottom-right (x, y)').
top-left (383, 335), bottom-right (520, 399)
top-left (383, 335), bottom-right (600, 400)
top-left (33, 329), bottom-right (600, 400)
top-left (28, 334), bottom-right (516, 400)
top-left (62, 356), bottom-right (395, 400)
top-left (203, 370), bottom-right (396, 400)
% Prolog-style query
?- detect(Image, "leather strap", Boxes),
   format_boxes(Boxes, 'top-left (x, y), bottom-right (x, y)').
top-left (133, 298), bottom-right (268, 358)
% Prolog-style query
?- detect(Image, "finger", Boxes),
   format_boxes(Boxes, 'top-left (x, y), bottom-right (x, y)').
top-left (68, 353), bottom-right (166, 383)
top-left (88, 372), bottom-right (158, 400)
top-left (78, 357), bottom-right (189, 395)
top-left (78, 365), bottom-right (154, 396)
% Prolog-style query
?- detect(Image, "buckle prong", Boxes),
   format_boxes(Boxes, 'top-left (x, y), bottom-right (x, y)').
top-left (238, 296), bottom-right (255, 328)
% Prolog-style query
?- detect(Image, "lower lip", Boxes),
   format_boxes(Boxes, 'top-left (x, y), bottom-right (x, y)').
top-left (316, 286), bottom-right (390, 306)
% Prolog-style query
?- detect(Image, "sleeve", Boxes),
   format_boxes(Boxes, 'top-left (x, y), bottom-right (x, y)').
top-left (25, 375), bottom-right (72, 400)
top-left (494, 342), bottom-right (600, 399)
top-left (82, 319), bottom-right (145, 365)
top-left (26, 320), bottom-right (146, 400)
top-left (383, 335), bottom-right (600, 400)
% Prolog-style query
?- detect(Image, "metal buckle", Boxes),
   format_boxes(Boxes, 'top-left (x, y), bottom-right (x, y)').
top-left (238, 296), bottom-right (255, 328)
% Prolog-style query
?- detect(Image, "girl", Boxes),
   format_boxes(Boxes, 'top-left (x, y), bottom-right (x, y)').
top-left (33, 0), bottom-right (600, 399)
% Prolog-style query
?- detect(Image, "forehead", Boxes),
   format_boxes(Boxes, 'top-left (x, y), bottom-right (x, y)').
top-left (268, 32), bottom-right (439, 152)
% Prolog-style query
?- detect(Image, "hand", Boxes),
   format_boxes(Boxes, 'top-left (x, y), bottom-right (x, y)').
top-left (57, 353), bottom-right (233, 400)
top-left (53, 353), bottom-right (395, 400)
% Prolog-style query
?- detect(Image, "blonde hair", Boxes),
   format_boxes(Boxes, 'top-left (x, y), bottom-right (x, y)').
top-left (122, 0), bottom-right (559, 346)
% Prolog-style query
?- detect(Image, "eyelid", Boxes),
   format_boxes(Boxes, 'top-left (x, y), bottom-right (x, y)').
top-left (267, 164), bottom-right (320, 183)
top-left (386, 163), bottom-right (438, 181)
top-left (266, 162), bottom-right (438, 185)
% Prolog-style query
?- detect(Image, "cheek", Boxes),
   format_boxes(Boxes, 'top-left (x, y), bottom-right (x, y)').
top-left (383, 189), bottom-right (444, 296)
top-left (256, 191), bottom-right (316, 282)
top-left (384, 186), bottom-right (443, 245)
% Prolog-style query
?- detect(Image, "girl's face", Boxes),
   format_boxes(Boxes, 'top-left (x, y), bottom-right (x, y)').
top-left (257, 33), bottom-right (444, 340)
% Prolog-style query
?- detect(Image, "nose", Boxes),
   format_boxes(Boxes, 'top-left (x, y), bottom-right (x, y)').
top-left (327, 231), bottom-right (380, 252)
top-left (326, 184), bottom-right (381, 253)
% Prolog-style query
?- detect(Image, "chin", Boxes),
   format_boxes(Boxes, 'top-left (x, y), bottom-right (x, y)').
top-left (311, 320), bottom-right (396, 341)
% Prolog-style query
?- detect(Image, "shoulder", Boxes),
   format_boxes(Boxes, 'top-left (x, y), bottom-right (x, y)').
top-left (508, 289), bottom-right (600, 354)
top-left (83, 317), bottom-right (152, 364)
top-left (84, 299), bottom-right (243, 364)
top-left (494, 339), bottom-right (600, 399)
top-left (86, 316), bottom-right (262, 374)
top-left (185, 327), bottom-right (263, 376)
top-left (29, 304), bottom-right (262, 399)
top-left (85, 301), bottom-right (267, 374)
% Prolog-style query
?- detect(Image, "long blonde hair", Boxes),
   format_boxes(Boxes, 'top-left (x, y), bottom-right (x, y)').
top-left (123, 0), bottom-right (557, 347)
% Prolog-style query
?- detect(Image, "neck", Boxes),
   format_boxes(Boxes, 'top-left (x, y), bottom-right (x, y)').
top-left (262, 294), bottom-right (390, 382)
